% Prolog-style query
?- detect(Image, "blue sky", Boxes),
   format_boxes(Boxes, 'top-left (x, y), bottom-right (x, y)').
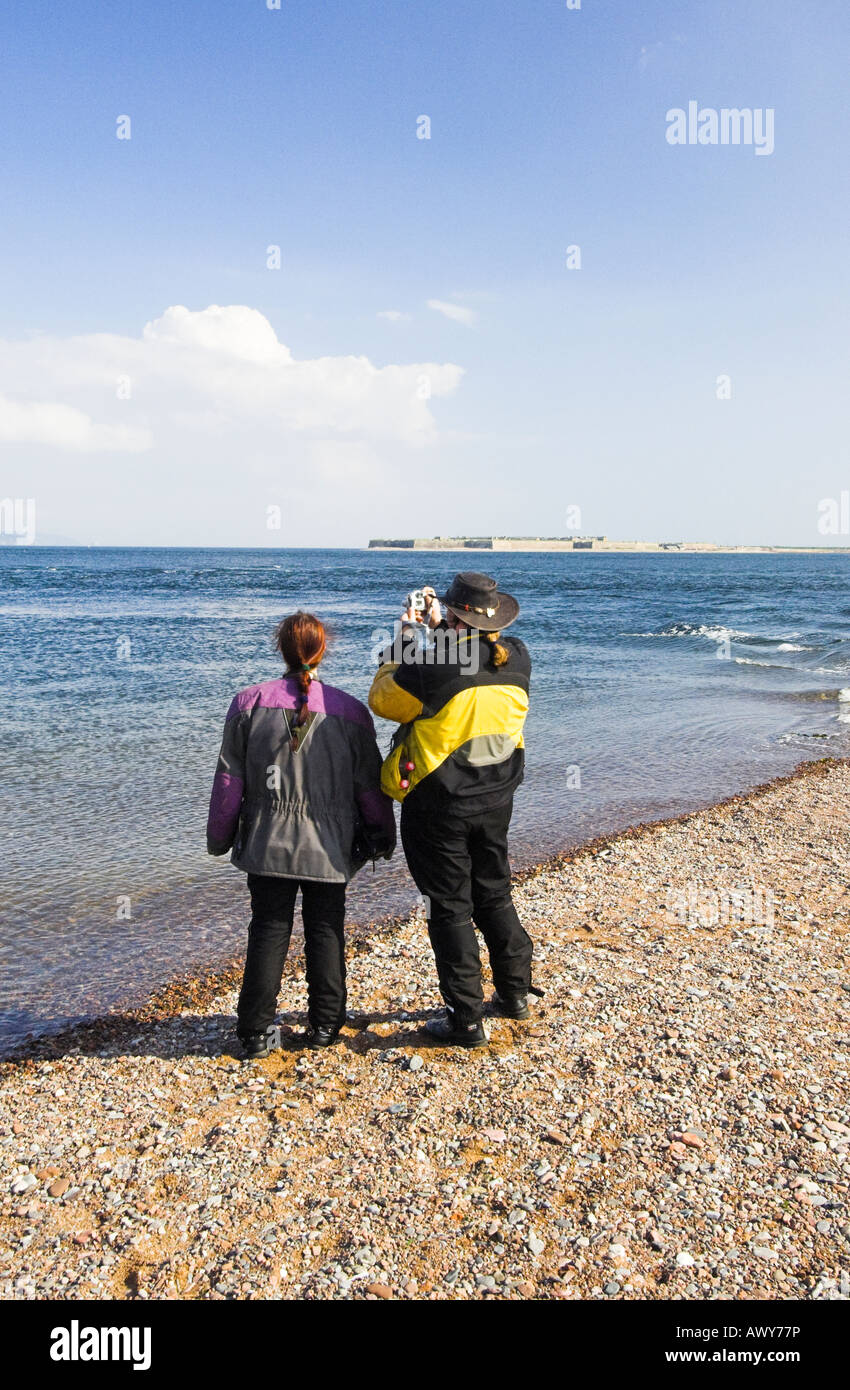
top-left (1, 0), bottom-right (848, 545)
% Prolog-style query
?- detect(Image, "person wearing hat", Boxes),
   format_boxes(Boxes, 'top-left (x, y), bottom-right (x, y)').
top-left (369, 572), bottom-right (537, 1047)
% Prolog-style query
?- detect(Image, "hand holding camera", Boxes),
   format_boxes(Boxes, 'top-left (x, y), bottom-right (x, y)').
top-left (403, 585), bottom-right (442, 629)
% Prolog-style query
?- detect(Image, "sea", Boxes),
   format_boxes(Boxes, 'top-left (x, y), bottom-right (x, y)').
top-left (2, 547), bottom-right (849, 1052)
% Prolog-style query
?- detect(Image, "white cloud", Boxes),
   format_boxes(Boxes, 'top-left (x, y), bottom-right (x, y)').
top-left (377, 309), bottom-right (411, 322)
top-left (143, 303), bottom-right (289, 365)
top-left (0, 394), bottom-right (151, 452)
top-left (0, 304), bottom-right (466, 543)
top-left (427, 299), bottom-right (477, 327)
top-left (0, 304), bottom-right (464, 447)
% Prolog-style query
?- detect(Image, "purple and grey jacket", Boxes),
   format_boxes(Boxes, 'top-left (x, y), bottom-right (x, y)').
top-left (206, 675), bottom-right (396, 883)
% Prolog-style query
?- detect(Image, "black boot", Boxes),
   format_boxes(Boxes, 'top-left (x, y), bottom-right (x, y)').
top-left (299, 1025), bottom-right (341, 1048)
top-left (492, 993), bottom-right (530, 1019)
top-left (239, 1025), bottom-right (281, 1059)
top-left (492, 984), bottom-right (544, 1020)
top-left (424, 1010), bottom-right (490, 1048)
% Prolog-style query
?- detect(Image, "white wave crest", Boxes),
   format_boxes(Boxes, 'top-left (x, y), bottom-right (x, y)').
top-left (625, 623), bottom-right (750, 642)
top-left (733, 657), bottom-right (791, 668)
top-left (625, 623), bottom-right (807, 646)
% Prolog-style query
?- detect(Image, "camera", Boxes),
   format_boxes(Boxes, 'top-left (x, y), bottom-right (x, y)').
top-left (407, 588), bottom-right (427, 614)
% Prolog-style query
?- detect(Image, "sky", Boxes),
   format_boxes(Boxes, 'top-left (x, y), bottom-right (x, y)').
top-left (0, 0), bottom-right (848, 547)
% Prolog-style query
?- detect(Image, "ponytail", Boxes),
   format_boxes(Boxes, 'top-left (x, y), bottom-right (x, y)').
top-left (274, 612), bottom-right (327, 747)
top-left (482, 631), bottom-right (509, 667)
top-left (294, 666), bottom-right (312, 725)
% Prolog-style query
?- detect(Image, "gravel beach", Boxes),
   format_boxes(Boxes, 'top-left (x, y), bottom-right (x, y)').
top-left (2, 759), bottom-right (848, 1302)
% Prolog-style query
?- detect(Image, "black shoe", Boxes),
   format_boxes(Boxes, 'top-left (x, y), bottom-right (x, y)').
top-left (424, 1012), bottom-right (490, 1048)
top-left (492, 993), bottom-right (530, 1020)
top-left (299, 1025), bottom-right (341, 1048)
top-left (492, 984), bottom-right (544, 1019)
top-left (240, 1025), bottom-right (280, 1060)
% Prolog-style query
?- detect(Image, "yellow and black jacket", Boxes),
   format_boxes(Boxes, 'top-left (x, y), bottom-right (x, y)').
top-left (368, 630), bottom-right (531, 811)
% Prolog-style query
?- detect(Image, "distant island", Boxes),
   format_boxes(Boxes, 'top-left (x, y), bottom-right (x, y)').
top-left (368, 536), bottom-right (850, 554)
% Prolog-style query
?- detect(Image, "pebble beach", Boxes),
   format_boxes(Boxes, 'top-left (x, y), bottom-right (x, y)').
top-left (2, 759), bottom-right (848, 1302)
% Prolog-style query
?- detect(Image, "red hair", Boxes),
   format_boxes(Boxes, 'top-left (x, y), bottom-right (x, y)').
top-left (274, 612), bottom-right (327, 733)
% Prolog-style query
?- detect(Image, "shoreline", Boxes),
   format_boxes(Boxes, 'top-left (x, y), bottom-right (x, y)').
top-left (4, 755), bottom-right (847, 1066)
top-left (2, 755), bottom-right (847, 1302)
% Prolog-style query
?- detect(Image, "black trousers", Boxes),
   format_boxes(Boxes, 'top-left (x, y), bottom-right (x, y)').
top-left (400, 797), bottom-right (533, 1024)
top-left (237, 875), bottom-right (347, 1036)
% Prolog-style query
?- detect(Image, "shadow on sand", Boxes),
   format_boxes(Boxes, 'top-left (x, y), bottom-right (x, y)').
top-left (2, 1005), bottom-right (482, 1063)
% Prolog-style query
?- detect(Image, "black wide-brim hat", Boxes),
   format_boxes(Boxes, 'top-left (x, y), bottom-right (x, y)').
top-left (438, 571), bottom-right (520, 630)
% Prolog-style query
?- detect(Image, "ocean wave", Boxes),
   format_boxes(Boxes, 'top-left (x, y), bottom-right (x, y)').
top-left (624, 622), bottom-right (805, 646)
top-left (733, 657), bottom-right (795, 669)
top-left (625, 623), bottom-right (750, 642)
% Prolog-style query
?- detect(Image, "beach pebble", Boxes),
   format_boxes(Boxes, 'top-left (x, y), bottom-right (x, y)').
top-left (1, 760), bottom-right (847, 1303)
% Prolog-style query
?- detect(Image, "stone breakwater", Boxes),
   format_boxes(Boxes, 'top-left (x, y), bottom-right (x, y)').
top-left (1, 761), bottom-right (848, 1301)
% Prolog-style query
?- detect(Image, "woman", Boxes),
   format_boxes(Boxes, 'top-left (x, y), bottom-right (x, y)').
top-left (368, 572), bottom-right (536, 1048)
top-left (207, 612), bottom-right (395, 1058)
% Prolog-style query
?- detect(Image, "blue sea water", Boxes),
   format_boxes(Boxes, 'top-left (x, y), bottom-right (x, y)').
top-left (2, 546), bottom-right (849, 1051)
